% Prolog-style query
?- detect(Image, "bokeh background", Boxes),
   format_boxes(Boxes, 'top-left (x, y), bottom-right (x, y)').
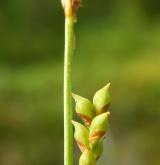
top-left (0, 0), bottom-right (160, 165)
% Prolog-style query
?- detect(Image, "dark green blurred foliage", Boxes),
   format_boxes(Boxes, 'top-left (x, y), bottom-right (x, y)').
top-left (0, 0), bottom-right (160, 165)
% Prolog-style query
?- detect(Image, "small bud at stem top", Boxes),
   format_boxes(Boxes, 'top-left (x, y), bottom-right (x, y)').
top-left (61, 0), bottom-right (81, 21)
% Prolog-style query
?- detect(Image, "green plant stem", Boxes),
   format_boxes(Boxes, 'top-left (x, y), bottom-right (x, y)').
top-left (64, 16), bottom-right (74, 165)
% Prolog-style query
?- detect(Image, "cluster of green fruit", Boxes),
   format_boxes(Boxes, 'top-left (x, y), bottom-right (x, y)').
top-left (72, 83), bottom-right (111, 165)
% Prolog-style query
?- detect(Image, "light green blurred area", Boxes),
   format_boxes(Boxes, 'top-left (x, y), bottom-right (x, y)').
top-left (0, 0), bottom-right (160, 165)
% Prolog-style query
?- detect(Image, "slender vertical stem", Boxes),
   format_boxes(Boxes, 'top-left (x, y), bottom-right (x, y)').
top-left (64, 16), bottom-right (74, 165)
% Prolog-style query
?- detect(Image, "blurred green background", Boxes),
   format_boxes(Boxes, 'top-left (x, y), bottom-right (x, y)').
top-left (0, 0), bottom-right (160, 165)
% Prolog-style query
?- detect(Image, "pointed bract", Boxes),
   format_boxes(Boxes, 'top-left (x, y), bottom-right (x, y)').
top-left (89, 112), bottom-right (110, 144)
top-left (79, 150), bottom-right (96, 165)
top-left (72, 93), bottom-right (95, 125)
top-left (93, 83), bottom-right (111, 115)
top-left (72, 121), bottom-right (89, 152)
top-left (92, 140), bottom-right (103, 160)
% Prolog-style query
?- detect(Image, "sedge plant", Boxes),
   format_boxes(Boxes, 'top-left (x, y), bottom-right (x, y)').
top-left (61, 1), bottom-right (111, 165)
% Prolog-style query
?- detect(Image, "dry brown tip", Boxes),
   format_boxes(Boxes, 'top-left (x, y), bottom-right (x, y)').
top-left (61, 0), bottom-right (81, 21)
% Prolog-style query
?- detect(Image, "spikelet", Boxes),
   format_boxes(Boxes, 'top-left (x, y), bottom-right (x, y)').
top-left (72, 83), bottom-right (111, 165)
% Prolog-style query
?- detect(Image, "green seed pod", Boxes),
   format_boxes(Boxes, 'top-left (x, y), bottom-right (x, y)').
top-left (93, 83), bottom-right (111, 115)
top-left (72, 93), bottom-right (95, 125)
top-left (89, 112), bottom-right (110, 144)
top-left (79, 150), bottom-right (96, 165)
top-left (92, 140), bottom-right (103, 160)
top-left (72, 120), bottom-right (89, 152)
